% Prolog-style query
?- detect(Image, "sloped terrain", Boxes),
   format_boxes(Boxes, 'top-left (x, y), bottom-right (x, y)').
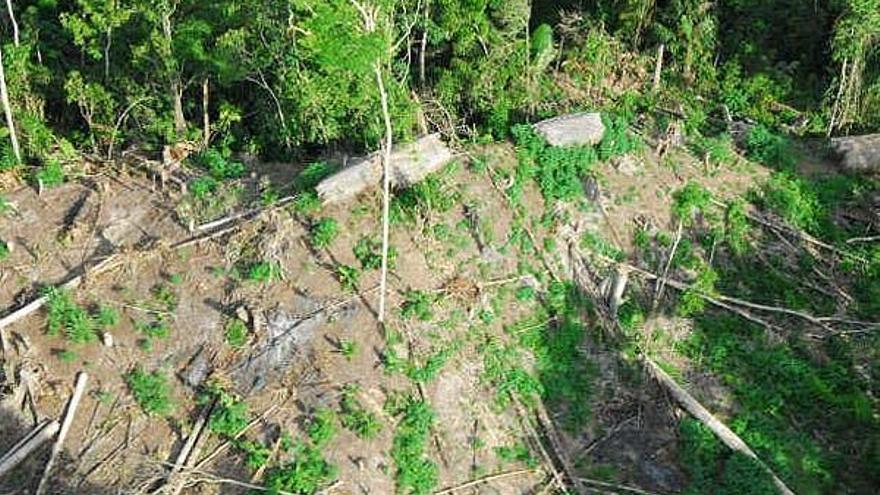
top-left (1, 122), bottom-right (878, 495)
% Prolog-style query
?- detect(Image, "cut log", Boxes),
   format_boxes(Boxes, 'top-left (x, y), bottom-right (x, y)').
top-left (831, 134), bottom-right (880, 173)
top-left (532, 112), bottom-right (605, 147)
top-left (316, 133), bottom-right (453, 204)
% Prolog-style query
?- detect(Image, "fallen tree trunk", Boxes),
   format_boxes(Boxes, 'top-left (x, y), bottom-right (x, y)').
top-left (644, 360), bottom-right (795, 495)
top-left (316, 133), bottom-right (453, 204)
top-left (831, 133), bottom-right (880, 174)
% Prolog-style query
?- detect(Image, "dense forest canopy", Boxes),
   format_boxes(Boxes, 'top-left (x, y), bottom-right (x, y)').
top-left (0, 0), bottom-right (877, 171)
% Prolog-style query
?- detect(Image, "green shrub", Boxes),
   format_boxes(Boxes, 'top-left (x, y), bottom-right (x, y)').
top-left (264, 442), bottom-right (337, 495)
top-left (336, 264), bottom-right (360, 292)
top-left (744, 125), bottom-right (795, 171)
top-left (495, 442), bottom-right (538, 468)
top-left (388, 397), bottom-right (438, 495)
top-left (307, 408), bottom-right (338, 447)
top-left (354, 237), bottom-right (397, 270)
top-left (0, 239), bottom-right (9, 261)
top-left (34, 159), bottom-right (65, 188)
top-left (195, 147), bottom-right (246, 179)
top-left (672, 182), bottom-right (713, 226)
top-left (207, 388), bottom-right (249, 438)
top-left (246, 261), bottom-right (283, 283)
top-left (44, 287), bottom-right (99, 344)
top-left (597, 114), bottom-right (640, 161)
top-left (292, 161), bottom-right (337, 192)
top-left (511, 124), bottom-right (597, 203)
top-left (401, 290), bottom-right (435, 321)
top-left (126, 368), bottom-right (174, 416)
top-left (190, 177), bottom-right (218, 198)
top-left (757, 173), bottom-right (820, 232)
top-left (677, 263), bottom-right (718, 317)
top-left (310, 218), bottom-right (339, 249)
top-left (225, 319), bottom-right (248, 348)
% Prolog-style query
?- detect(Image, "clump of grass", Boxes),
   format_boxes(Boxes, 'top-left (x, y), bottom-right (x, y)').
top-left (400, 290), bottom-right (435, 321)
top-left (126, 368), bottom-right (174, 416)
top-left (137, 320), bottom-right (171, 340)
top-left (689, 133), bottom-right (736, 166)
top-left (310, 218), bottom-right (339, 249)
top-left (339, 339), bottom-right (358, 360)
top-left (580, 231), bottom-right (624, 261)
top-left (388, 396), bottom-right (438, 495)
top-left (225, 319), bottom-right (248, 348)
top-left (34, 159), bottom-right (65, 188)
top-left (245, 261), bottom-right (283, 283)
top-left (0, 239), bottom-right (9, 261)
top-left (44, 287), bottom-right (99, 344)
top-left (339, 384), bottom-right (381, 439)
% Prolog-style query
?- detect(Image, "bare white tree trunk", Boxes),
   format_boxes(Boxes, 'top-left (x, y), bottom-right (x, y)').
top-left (0, 44), bottom-right (21, 163)
top-left (376, 61), bottom-right (393, 322)
top-left (202, 77), bottom-right (210, 148)
top-left (652, 43), bottom-right (665, 91)
top-left (5, 0), bottom-right (19, 47)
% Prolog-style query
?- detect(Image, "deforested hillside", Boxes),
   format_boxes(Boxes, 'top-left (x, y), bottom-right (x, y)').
top-left (0, 2), bottom-right (879, 495)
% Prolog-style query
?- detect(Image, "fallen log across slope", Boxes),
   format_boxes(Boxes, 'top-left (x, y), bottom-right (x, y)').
top-left (316, 133), bottom-right (454, 204)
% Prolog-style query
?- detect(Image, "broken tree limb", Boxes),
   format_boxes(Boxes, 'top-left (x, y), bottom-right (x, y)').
top-left (0, 420), bottom-right (60, 478)
top-left (644, 359), bottom-right (795, 495)
top-left (433, 469), bottom-right (537, 495)
top-left (36, 372), bottom-right (89, 495)
top-left (315, 133), bottom-right (453, 205)
top-left (164, 398), bottom-right (215, 495)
